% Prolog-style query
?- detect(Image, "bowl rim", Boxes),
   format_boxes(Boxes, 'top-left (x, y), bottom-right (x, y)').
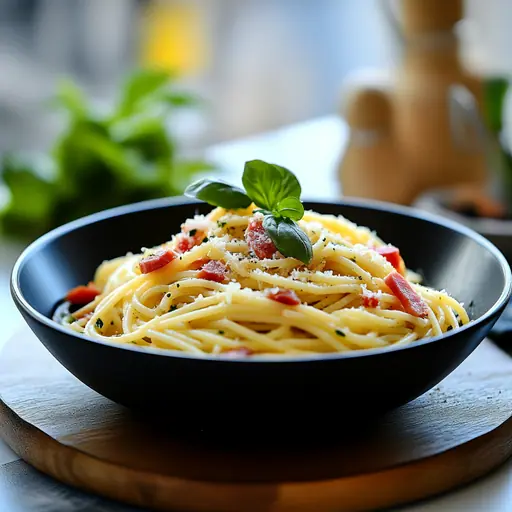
top-left (11, 195), bottom-right (512, 363)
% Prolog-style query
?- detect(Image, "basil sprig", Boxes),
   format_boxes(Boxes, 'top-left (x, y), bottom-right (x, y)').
top-left (242, 160), bottom-right (301, 211)
top-left (262, 215), bottom-right (312, 264)
top-left (184, 159), bottom-right (313, 264)
top-left (184, 179), bottom-right (251, 209)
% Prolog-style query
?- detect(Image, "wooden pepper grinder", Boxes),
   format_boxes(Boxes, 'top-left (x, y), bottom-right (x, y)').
top-left (393, 0), bottom-right (486, 193)
top-left (339, 86), bottom-right (414, 205)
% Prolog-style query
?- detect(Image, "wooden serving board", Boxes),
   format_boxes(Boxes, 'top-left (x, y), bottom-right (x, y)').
top-left (1, 328), bottom-right (512, 512)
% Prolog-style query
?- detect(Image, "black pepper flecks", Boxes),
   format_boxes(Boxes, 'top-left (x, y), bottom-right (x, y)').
top-left (335, 329), bottom-right (345, 337)
top-left (189, 229), bottom-right (197, 236)
top-left (166, 293), bottom-right (171, 298)
top-left (96, 318), bottom-right (104, 329)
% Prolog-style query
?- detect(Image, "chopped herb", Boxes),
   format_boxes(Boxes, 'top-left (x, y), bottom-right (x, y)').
top-left (218, 330), bottom-right (225, 335)
top-left (189, 229), bottom-right (197, 236)
top-left (95, 318), bottom-right (104, 329)
top-left (142, 336), bottom-right (152, 344)
top-left (169, 305), bottom-right (177, 312)
top-left (217, 221), bottom-right (227, 228)
top-left (335, 329), bottom-right (346, 337)
top-left (351, 257), bottom-right (357, 262)
top-left (322, 237), bottom-right (326, 242)
top-left (166, 293), bottom-right (171, 298)
top-left (202, 237), bottom-right (209, 243)
top-left (65, 314), bottom-right (75, 323)
top-left (176, 283), bottom-right (180, 288)
top-left (458, 320), bottom-right (463, 327)
top-left (357, 276), bottom-right (363, 280)
top-left (447, 325), bottom-right (453, 331)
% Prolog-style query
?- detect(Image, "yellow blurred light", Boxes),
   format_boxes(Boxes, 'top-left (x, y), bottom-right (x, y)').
top-left (140, 0), bottom-right (207, 76)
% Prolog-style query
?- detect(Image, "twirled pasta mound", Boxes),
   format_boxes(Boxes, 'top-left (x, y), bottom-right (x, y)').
top-left (62, 205), bottom-right (469, 357)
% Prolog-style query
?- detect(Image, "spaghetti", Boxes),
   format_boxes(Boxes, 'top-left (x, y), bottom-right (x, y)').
top-left (61, 205), bottom-right (470, 356)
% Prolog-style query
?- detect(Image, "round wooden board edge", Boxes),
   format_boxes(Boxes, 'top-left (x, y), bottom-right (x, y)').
top-left (1, 397), bottom-right (512, 512)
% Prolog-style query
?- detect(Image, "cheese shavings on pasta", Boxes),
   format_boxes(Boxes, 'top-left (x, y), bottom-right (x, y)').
top-left (62, 205), bottom-right (470, 357)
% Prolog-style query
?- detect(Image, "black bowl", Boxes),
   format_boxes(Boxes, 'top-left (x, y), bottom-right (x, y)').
top-left (10, 198), bottom-right (512, 428)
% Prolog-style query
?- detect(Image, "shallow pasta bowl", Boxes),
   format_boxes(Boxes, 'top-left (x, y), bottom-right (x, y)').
top-left (10, 197), bottom-right (512, 427)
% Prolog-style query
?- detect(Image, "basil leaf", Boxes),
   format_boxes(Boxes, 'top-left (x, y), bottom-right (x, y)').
top-left (242, 160), bottom-right (301, 211)
top-left (184, 178), bottom-right (252, 209)
top-left (263, 215), bottom-right (312, 264)
top-left (274, 197), bottom-right (304, 221)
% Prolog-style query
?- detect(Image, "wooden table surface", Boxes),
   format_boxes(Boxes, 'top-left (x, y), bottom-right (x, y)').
top-left (2, 115), bottom-right (512, 511)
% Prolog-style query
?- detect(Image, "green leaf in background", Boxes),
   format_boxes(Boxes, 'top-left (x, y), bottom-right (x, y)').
top-left (184, 178), bottom-right (252, 209)
top-left (52, 79), bottom-right (89, 119)
top-left (483, 77), bottom-right (509, 134)
top-left (274, 196), bottom-right (304, 220)
top-left (263, 215), bottom-right (313, 264)
top-left (0, 154), bottom-right (56, 237)
top-left (116, 68), bottom-right (172, 117)
top-left (242, 159), bottom-right (301, 211)
top-left (52, 118), bottom-right (111, 196)
top-left (0, 68), bottom-right (215, 240)
top-left (159, 91), bottom-right (201, 108)
top-left (110, 114), bottom-right (173, 162)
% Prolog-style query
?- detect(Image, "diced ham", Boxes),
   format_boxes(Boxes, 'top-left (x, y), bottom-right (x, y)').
top-left (362, 291), bottom-right (379, 308)
top-left (222, 347), bottom-right (254, 358)
top-left (245, 217), bottom-right (277, 259)
top-left (384, 271), bottom-right (429, 318)
top-left (375, 245), bottom-right (405, 274)
top-left (188, 257), bottom-right (210, 270)
top-left (265, 288), bottom-right (301, 306)
top-left (197, 260), bottom-right (227, 282)
top-left (175, 231), bottom-right (204, 253)
top-left (139, 249), bottom-right (177, 274)
top-left (66, 282), bottom-right (101, 305)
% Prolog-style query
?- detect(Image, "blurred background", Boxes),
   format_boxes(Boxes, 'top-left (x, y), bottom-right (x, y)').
top-left (0, 0), bottom-right (399, 153)
top-left (1, 0), bottom-right (511, 152)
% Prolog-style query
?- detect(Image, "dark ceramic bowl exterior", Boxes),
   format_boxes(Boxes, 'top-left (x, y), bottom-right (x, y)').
top-left (11, 197), bottom-right (512, 426)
